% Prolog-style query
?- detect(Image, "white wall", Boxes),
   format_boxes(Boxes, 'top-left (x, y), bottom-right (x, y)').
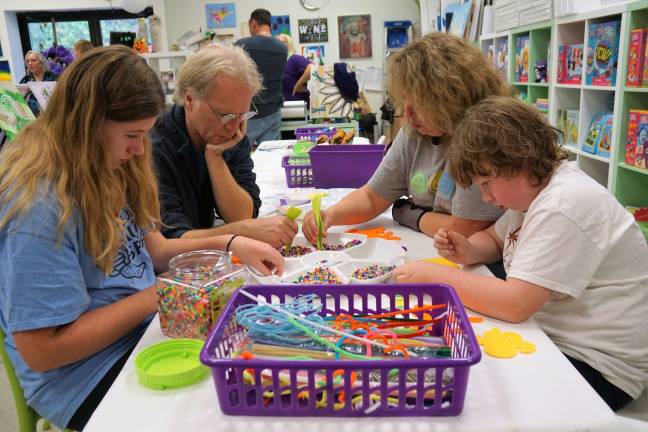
top-left (163, 0), bottom-right (421, 115)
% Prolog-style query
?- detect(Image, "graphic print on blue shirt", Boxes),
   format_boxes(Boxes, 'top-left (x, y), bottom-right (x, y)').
top-left (109, 209), bottom-right (148, 279)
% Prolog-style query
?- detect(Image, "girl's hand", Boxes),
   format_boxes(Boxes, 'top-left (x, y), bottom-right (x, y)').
top-left (433, 228), bottom-right (474, 264)
top-left (230, 236), bottom-right (284, 276)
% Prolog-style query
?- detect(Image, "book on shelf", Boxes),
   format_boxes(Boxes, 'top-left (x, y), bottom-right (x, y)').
top-left (582, 112), bottom-right (613, 157)
top-left (627, 109), bottom-right (648, 169)
top-left (515, 35), bottom-right (530, 82)
top-left (558, 44), bottom-right (583, 85)
top-left (585, 19), bottom-right (621, 86)
top-left (626, 28), bottom-right (648, 87)
top-left (496, 39), bottom-right (508, 81)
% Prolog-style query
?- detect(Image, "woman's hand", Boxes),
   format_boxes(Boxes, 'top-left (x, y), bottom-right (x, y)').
top-left (229, 236), bottom-right (284, 276)
top-left (302, 209), bottom-right (331, 244)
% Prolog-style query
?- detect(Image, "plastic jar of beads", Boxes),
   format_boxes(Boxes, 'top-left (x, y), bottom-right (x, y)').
top-left (156, 250), bottom-right (248, 340)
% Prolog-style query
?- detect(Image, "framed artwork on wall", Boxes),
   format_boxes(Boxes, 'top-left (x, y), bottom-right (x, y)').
top-left (205, 3), bottom-right (236, 28)
top-left (298, 18), bottom-right (328, 43)
top-left (301, 45), bottom-right (325, 65)
top-left (338, 14), bottom-right (372, 58)
top-left (271, 15), bottom-right (291, 36)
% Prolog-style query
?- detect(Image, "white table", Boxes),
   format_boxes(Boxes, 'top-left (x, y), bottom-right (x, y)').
top-left (85, 140), bottom-right (620, 431)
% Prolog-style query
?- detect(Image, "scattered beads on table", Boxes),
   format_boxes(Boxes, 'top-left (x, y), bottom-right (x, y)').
top-left (352, 264), bottom-right (396, 280)
top-left (281, 245), bottom-right (314, 257)
top-left (322, 239), bottom-right (362, 251)
top-left (292, 267), bottom-right (343, 284)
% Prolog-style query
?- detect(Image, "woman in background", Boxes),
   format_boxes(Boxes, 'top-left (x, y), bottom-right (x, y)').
top-left (276, 34), bottom-right (312, 106)
top-left (19, 50), bottom-right (58, 116)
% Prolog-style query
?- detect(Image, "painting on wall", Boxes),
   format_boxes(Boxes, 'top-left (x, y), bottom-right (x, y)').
top-left (298, 18), bottom-right (328, 43)
top-left (205, 3), bottom-right (236, 28)
top-left (301, 45), bottom-right (325, 65)
top-left (0, 61), bottom-right (10, 81)
top-left (271, 15), bottom-right (290, 36)
top-left (338, 15), bottom-right (372, 58)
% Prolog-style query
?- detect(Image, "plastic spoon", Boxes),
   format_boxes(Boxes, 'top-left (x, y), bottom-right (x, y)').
top-left (311, 194), bottom-right (324, 250)
top-left (284, 207), bottom-right (302, 251)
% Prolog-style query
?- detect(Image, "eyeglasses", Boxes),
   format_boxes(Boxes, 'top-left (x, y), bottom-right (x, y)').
top-left (203, 98), bottom-right (258, 124)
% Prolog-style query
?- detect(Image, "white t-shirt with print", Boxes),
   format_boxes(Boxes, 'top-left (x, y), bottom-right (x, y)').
top-left (494, 162), bottom-right (648, 398)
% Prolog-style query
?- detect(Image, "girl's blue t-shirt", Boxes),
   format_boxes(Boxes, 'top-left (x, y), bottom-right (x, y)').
top-left (0, 191), bottom-right (155, 428)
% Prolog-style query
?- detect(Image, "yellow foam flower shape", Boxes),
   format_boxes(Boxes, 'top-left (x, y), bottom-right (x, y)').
top-left (477, 327), bottom-right (536, 358)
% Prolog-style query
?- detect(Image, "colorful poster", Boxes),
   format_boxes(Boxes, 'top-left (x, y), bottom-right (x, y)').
top-left (205, 3), bottom-right (236, 28)
top-left (301, 45), bottom-right (325, 65)
top-left (0, 61), bottom-right (10, 81)
top-left (0, 82), bottom-right (36, 140)
top-left (27, 81), bottom-right (56, 110)
top-left (298, 18), bottom-right (328, 43)
top-left (271, 15), bottom-right (290, 36)
top-left (338, 15), bottom-right (372, 58)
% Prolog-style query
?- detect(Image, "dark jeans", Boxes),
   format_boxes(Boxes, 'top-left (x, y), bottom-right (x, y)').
top-left (565, 354), bottom-right (633, 411)
top-left (67, 346), bottom-right (134, 430)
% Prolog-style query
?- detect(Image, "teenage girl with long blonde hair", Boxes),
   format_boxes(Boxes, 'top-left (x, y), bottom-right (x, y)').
top-left (0, 45), bottom-right (283, 430)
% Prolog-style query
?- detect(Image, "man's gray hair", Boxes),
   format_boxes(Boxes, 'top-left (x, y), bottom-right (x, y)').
top-left (173, 43), bottom-right (263, 104)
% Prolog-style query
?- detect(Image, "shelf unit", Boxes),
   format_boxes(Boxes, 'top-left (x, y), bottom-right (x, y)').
top-left (139, 51), bottom-right (192, 105)
top-left (480, 1), bottom-right (648, 222)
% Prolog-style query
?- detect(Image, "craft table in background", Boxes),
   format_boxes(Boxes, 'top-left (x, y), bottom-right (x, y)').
top-left (85, 140), bottom-right (621, 431)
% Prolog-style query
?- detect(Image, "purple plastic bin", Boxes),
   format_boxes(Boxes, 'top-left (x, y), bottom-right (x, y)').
top-left (281, 155), bottom-right (313, 188)
top-left (309, 144), bottom-right (385, 188)
top-left (200, 283), bottom-right (481, 417)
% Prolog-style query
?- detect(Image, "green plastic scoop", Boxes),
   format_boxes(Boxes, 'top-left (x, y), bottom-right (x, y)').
top-left (311, 194), bottom-right (325, 250)
top-left (284, 206), bottom-right (302, 251)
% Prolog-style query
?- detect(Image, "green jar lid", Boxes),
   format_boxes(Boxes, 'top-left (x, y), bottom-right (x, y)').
top-left (135, 339), bottom-right (209, 390)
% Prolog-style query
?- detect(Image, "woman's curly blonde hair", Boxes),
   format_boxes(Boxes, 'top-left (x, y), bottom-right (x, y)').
top-left (387, 32), bottom-right (512, 137)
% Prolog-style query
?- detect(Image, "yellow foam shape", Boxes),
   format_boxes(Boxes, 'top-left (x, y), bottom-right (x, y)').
top-left (517, 341), bottom-right (537, 354)
top-left (477, 335), bottom-right (485, 346)
top-left (502, 332), bottom-right (523, 344)
top-left (421, 257), bottom-right (461, 269)
top-left (483, 341), bottom-right (517, 358)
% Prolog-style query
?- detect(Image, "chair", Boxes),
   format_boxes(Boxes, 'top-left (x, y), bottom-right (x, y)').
top-left (0, 327), bottom-right (55, 432)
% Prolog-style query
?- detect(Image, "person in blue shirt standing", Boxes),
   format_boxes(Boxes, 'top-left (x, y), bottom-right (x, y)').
top-left (0, 45), bottom-right (283, 431)
top-left (236, 8), bottom-right (288, 149)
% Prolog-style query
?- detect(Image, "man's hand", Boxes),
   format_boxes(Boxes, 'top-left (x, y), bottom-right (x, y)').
top-left (205, 120), bottom-right (246, 158)
top-left (234, 216), bottom-right (298, 248)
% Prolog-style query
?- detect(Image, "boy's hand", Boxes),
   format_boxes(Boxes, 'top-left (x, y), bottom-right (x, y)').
top-left (433, 228), bottom-right (474, 264)
top-left (302, 209), bottom-right (331, 244)
top-left (392, 261), bottom-right (452, 283)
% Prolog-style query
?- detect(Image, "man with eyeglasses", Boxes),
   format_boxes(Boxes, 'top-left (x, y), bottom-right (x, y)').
top-left (236, 8), bottom-right (288, 149)
top-left (150, 44), bottom-right (298, 248)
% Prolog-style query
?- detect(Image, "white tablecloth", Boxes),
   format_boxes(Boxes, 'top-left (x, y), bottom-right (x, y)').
top-left (85, 140), bottom-right (620, 432)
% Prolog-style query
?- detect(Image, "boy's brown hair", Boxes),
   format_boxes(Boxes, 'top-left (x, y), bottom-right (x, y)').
top-left (448, 96), bottom-right (568, 187)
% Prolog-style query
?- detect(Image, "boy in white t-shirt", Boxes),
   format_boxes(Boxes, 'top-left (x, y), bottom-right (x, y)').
top-left (393, 96), bottom-right (648, 411)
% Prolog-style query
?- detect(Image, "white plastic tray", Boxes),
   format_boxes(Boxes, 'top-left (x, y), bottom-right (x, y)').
top-left (248, 232), bottom-right (405, 285)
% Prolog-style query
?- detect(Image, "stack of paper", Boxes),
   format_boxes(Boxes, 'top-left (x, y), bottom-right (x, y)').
top-left (494, 0), bottom-right (519, 32)
top-left (519, 0), bottom-right (553, 26)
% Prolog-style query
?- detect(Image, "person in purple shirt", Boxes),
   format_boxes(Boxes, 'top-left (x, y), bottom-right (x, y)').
top-left (277, 34), bottom-right (312, 106)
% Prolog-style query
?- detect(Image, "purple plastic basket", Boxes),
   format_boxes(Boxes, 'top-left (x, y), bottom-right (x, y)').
top-left (200, 284), bottom-right (481, 417)
top-left (309, 144), bottom-right (385, 188)
top-left (281, 155), bottom-right (313, 188)
top-left (295, 126), bottom-right (337, 143)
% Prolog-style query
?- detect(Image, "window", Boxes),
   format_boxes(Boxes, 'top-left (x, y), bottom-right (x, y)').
top-left (18, 8), bottom-right (153, 54)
